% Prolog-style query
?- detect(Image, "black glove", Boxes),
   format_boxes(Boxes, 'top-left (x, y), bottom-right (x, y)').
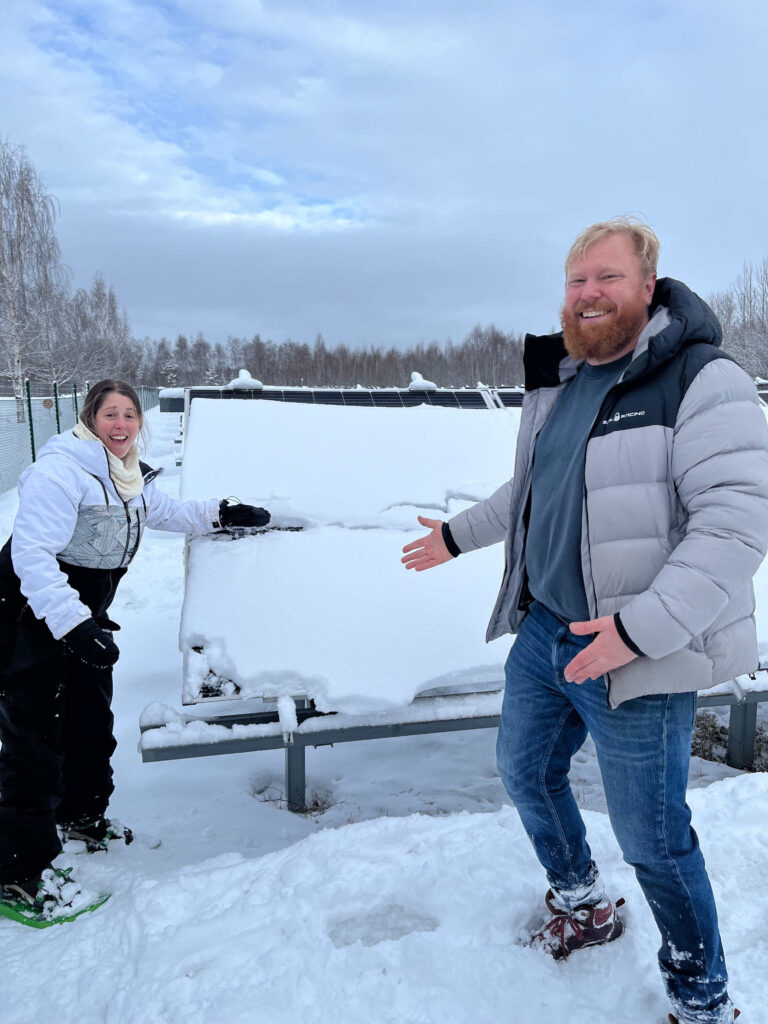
top-left (218, 498), bottom-right (271, 530)
top-left (63, 618), bottom-right (120, 668)
top-left (95, 615), bottom-right (121, 632)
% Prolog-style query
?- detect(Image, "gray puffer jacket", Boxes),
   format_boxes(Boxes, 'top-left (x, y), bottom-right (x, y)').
top-left (448, 278), bottom-right (768, 707)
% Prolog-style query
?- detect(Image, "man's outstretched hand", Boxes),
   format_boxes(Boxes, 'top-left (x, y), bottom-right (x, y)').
top-left (401, 516), bottom-right (453, 571)
top-left (564, 615), bottom-right (637, 684)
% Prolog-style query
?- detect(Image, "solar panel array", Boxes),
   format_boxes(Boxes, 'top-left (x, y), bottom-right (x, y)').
top-left (495, 389), bottom-right (525, 408)
top-left (184, 386), bottom-right (523, 409)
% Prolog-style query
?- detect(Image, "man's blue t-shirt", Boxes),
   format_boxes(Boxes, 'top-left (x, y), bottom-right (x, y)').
top-left (525, 352), bottom-right (631, 625)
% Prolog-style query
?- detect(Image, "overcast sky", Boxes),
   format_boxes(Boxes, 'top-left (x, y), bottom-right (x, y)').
top-left (2, 0), bottom-right (767, 349)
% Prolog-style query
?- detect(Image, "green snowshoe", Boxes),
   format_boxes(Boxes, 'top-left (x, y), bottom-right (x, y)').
top-left (0, 867), bottom-right (110, 929)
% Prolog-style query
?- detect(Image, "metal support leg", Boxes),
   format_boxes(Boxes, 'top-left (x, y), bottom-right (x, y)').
top-left (285, 742), bottom-right (306, 813)
top-left (726, 702), bottom-right (758, 770)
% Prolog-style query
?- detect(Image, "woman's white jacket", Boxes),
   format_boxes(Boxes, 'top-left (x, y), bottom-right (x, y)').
top-left (11, 430), bottom-right (219, 640)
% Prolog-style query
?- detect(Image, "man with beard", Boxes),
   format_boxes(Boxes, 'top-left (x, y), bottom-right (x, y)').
top-left (402, 218), bottom-right (768, 1024)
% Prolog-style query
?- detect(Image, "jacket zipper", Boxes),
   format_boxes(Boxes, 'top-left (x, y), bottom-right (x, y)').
top-left (497, 389), bottom-right (547, 626)
top-left (102, 449), bottom-right (135, 568)
top-left (126, 495), bottom-right (147, 564)
top-left (581, 374), bottom-right (633, 706)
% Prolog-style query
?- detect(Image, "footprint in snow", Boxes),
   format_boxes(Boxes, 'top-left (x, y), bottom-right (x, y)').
top-left (327, 904), bottom-right (439, 948)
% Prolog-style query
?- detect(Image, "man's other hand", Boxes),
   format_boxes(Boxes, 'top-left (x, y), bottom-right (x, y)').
top-left (564, 615), bottom-right (637, 684)
top-left (401, 516), bottom-right (453, 571)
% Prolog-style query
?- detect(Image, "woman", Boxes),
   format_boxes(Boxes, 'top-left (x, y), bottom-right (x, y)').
top-left (0, 380), bottom-right (268, 925)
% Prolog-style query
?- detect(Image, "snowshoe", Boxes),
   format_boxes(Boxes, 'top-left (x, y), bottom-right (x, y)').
top-left (0, 867), bottom-right (109, 928)
top-left (59, 816), bottom-right (160, 853)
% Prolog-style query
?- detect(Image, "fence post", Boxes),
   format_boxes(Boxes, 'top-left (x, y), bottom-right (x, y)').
top-left (73, 382), bottom-right (79, 418)
top-left (25, 379), bottom-right (36, 462)
top-left (53, 381), bottom-right (61, 434)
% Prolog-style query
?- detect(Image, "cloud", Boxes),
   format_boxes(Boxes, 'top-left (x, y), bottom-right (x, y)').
top-left (167, 204), bottom-right (360, 231)
top-left (2, 0), bottom-right (767, 350)
top-left (3, 1), bottom-right (365, 236)
top-left (193, 0), bottom-right (460, 65)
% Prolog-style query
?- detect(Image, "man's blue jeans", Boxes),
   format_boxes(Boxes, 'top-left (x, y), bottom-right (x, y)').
top-left (497, 601), bottom-right (732, 1023)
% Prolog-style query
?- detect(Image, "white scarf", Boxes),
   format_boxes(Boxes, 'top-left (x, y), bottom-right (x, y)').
top-left (73, 421), bottom-right (144, 501)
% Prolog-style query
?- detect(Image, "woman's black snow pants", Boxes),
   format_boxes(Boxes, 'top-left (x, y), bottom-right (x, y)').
top-left (0, 558), bottom-right (124, 884)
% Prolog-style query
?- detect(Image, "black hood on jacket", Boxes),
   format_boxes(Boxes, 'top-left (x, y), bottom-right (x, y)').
top-left (523, 277), bottom-right (722, 392)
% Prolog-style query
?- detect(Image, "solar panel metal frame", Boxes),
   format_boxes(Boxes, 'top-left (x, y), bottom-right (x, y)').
top-left (186, 386), bottom-right (495, 409)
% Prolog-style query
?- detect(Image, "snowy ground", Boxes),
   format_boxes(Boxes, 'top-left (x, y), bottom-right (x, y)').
top-left (0, 408), bottom-right (766, 1024)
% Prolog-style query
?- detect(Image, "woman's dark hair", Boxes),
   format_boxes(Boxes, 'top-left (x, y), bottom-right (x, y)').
top-left (80, 380), bottom-right (144, 434)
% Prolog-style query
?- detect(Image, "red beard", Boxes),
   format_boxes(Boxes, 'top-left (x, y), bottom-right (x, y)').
top-left (561, 295), bottom-right (650, 362)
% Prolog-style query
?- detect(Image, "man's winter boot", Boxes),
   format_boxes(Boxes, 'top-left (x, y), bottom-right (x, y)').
top-left (668, 1011), bottom-right (740, 1023)
top-left (529, 888), bottom-right (625, 960)
top-left (58, 816), bottom-right (134, 853)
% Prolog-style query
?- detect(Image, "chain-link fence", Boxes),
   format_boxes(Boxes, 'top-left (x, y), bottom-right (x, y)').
top-left (0, 381), bottom-right (160, 496)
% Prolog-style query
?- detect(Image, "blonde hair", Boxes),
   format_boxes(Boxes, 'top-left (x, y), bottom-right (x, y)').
top-left (566, 217), bottom-right (660, 279)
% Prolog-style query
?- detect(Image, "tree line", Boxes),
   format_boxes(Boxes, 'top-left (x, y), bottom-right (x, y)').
top-left (2, 138), bottom-right (767, 393)
top-left (709, 260), bottom-right (768, 379)
top-left (147, 325), bottom-right (525, 389)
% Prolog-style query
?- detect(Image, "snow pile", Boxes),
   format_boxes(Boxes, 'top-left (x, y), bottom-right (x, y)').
top-left (408, 371), bottom-right (437, 390)
top-left (224, 368), bottom-right (263, 389)
top-left (2, 768), bottom-right (767, 1023)
top-left (179, 400), bottom-right (519, 708)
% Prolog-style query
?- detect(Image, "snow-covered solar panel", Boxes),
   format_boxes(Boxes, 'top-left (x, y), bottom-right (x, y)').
top-left (179, 397), bottom-right (520, 712)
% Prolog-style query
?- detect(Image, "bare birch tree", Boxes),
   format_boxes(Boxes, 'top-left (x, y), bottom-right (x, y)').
top-left (0, 140), bottom-right (68, 394)
top-left (716, 261), bottom-right (768, 378)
